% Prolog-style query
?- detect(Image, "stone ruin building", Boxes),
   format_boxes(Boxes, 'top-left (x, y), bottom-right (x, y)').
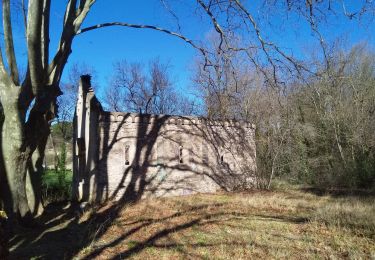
top-left (72, 75), bottom-right (256, 203)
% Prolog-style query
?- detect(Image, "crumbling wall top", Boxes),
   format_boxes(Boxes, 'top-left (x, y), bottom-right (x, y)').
top-left (79, 74), bottom-right (255, 129)
top-left (98, 111), bottom-right (255, 129)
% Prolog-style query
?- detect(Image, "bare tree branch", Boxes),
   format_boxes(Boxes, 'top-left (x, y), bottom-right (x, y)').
top-left (76, 22), bottom-right (211, 66)
top-left (73, 0), bottom-right (96, 31)
top-left (233, 0), bottom-right (316, 81)
top-left (2, 0), bottom-right (20, 85)
top-left (41, 0), bottom-right (51, 71)
top-left (232, 0), bottom-right (279, 81)
top-left (26, 0), bottom-right (44, 90)
top-left (63, 0), bottom-right (78, 27)
top-left (160, 0), bottom-right (181, 31)
top-left (197, 0), bottom-right (225, 52)
top-left (0, 48), bottom-right (11, 83)
top-left (47, 0), bottom-right (78, 84)
top-left (21, 0), bottom-right (28, 31)
top-left (48, 0), bottom-right (95, 85)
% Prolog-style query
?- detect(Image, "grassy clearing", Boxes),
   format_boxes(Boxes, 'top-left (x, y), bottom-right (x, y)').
top-left (10, 189), bottom-right (375, 259)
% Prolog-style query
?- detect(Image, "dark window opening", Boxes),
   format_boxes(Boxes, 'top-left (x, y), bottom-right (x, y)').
top-left (220, 155), bottom-right (224, 164)
top-left (202, 144), bottom-right (208, 164)
top-left (125, 145), bottom-right (130, 165)
top-left (179, 146), bottom-right (183, 164)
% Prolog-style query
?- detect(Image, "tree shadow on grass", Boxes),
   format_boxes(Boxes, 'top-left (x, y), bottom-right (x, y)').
top-left (9, 201), bottom-right (233, 259)
top-left (9, 196), bottom-right (314, 260)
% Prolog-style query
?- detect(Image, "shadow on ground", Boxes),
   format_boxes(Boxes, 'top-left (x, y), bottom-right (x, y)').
top-left (8, 192), bottom-right (309, 259)
top-left (9, 199), bottom-right (224, 259)
top-left (9, 187), bottom-right (375, 259)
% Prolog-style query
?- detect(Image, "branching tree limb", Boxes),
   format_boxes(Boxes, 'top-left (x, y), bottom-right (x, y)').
top-left (76, 21), bottom-right (212, 66)
top-left (197, 0), bottom-right (226, 52)
top-left (41, 0), bottom-right (51, 72)
top-left (27, 0), bottom-right (45, 91)
top-left (0, 48), bottom-right (7, 78)
top-left (2, 0), bottom-right (19, 85)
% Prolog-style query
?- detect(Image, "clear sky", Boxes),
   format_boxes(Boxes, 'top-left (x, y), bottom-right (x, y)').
top-left (51, 0), bottom-right (211, 97)
top-left (2, 1), bottom-right (374, 99)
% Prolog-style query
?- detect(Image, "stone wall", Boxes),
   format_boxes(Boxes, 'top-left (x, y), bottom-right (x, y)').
top-left (72, 76), bottom-right (256, 203)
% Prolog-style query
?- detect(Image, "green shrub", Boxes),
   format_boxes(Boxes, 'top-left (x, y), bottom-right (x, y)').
top-left (42, 142), bottom-right (72, 203)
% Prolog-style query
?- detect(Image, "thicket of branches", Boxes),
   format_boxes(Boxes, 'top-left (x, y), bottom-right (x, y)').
top-left (194, 43), bottom-right (375, 189)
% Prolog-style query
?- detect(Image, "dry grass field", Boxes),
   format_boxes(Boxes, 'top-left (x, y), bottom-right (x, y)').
top-left (10, 188), bottom-right (375, 259)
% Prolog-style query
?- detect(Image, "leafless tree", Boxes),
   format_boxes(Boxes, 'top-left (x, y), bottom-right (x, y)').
top-left (105, 59), bottom-right (197, 116)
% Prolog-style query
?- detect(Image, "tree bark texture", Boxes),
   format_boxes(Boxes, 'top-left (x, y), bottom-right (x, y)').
top-left (1, 86), bottom-right (31, 220)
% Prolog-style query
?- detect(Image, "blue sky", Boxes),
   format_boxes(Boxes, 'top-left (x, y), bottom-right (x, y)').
top-left (52, 0), bottom-right (210, 97)
top-left (2, 1), bottom-right (374, 98)
top-left (67, 1), bottom-right (374, 96)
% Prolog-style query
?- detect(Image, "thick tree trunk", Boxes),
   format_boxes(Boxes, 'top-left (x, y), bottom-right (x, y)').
top-left (1, 87), bottom-right (31, 221)
top-left (26, 131), bottom-right (49, 216)
top-left (1, 78), bottom-right (62, 222)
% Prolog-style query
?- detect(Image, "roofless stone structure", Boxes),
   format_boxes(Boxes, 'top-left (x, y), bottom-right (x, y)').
top-left (72, 75), bottom-right (256, 203)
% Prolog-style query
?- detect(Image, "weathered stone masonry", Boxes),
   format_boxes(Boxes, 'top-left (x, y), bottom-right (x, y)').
top-left (72, 75), bottom-right (256, 203)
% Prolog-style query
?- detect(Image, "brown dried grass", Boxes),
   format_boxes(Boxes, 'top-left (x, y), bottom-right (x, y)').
top-left (76, 190), bottom-right (375, 259)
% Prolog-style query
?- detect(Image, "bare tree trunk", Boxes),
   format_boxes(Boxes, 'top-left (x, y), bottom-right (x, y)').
top-left (1, 87), bottom-right (31, 221)
top-left (333, 121), bottom-right (346, 166)
top-left (1, 89), bottom-right (53, 220)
